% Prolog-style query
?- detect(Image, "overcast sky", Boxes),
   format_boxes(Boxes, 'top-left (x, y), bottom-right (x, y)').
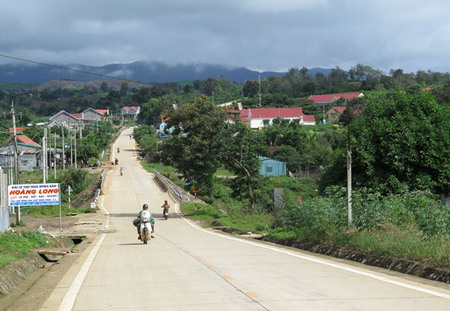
top-left (1, 0), bottom-right (450, 73)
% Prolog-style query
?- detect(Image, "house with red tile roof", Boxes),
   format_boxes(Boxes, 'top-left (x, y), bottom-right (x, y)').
top-left (326, 106), bottom-right (347, 123)
top-left (71, 113), bottom-right (83, 119)
top-left (0, 134), bottom-right (42, 171)
top-left (308, 92), bottom-right (363, 105)
top-left (8, 127), bottom-right (27, 134)
top-left (82, 108), bottom-right (110, 121)
top-left (48, 108), bottom-right (110, 129)
top-left (325, 106), bottom-right (363, 123)
top-left (121, 106), bottom-right (141, 120)
top-left (230, 107), bottom-right (315, 129)
top-left (48, 110), bottom-right (81, 129)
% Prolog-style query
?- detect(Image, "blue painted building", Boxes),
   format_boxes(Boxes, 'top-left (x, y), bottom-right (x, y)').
top-left (259, 157), bottom-right (286, 177)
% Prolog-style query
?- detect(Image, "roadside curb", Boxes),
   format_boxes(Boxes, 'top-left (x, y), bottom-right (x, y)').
top-left (259, 236), bottom-right (450, 284)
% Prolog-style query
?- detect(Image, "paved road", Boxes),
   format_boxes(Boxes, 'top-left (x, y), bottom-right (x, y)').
top-left (41, 128), bottom-right (450, 311)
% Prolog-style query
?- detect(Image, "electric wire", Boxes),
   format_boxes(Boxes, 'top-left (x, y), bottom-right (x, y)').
top-left (0, 53), bottom-right (142, 83)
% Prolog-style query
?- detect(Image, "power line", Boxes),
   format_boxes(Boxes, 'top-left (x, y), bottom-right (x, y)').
top-left (0, 53), bottom-right (142, 83)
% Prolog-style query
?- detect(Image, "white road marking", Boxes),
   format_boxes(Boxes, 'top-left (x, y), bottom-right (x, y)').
top-left (59, 196), bottom-right (109, 311)
top-left (175, 203), bottom-right (450, 300)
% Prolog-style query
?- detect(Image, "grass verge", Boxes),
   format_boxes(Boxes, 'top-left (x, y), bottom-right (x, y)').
top-left (141, 161), bottom-right (185, 188)
top-left (21, 205), bottom-right (98, 217)
top-left (181, 202), bottom-right (273, 234)
top-left (267, 227), bottom-right (450, 269)
top-left (182, 201), bottom-right (449, 269)
top-left (0, 232), bottom-right (54, 269)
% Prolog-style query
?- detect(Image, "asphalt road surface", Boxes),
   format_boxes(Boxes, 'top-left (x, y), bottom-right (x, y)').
top-left (41, 128), bottom-right (450, 311)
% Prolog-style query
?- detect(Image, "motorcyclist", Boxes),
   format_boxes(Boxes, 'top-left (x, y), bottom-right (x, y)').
top-left (120, 167), bottom-right (124, 176)
top-left (117, 147), bottom-right (120, 153)
top-left (161, 200), bottom-right (170, 219)
top-left (137, 204), bottom-right (154, 240)
top-left (115, 158), bottom-right (119, 165)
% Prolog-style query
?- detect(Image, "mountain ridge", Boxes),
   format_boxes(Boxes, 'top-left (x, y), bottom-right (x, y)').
top-left (0, 61), bottom-right (331, 84)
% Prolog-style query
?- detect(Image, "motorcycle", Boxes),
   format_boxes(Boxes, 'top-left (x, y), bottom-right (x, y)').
top-left (163, 207), bottom-right (169, 220)
top-left (120, 168), bottom-right (123, 176)
top-left (138, 210), bottom-right (153, 244)
top-left (140, 225), bottom-right (150, 244)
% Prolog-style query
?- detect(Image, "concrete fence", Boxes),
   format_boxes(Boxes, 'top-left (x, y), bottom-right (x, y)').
top-left (0, 168), bottom-right (10, 233)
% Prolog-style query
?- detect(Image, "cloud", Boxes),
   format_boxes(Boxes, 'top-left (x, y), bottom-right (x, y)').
top-left (239, 0), bottom-right (329, 13)
top-left (0, 0), bottom-right (450, 73)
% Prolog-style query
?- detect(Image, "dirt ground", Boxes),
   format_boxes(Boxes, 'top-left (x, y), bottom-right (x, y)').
top-left (0, 209), bottom-right (106, 311)
top-left (15, 210), bottom-right (105, 237)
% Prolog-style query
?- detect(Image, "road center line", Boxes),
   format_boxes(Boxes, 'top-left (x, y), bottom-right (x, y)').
top-left (175, 203), bottom-right (450, 300)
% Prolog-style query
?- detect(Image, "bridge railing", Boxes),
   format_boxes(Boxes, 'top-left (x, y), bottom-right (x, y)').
top-left (153, 170), bottom-right (192, 202)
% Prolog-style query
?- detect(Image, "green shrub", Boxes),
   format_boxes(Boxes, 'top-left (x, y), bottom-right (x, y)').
top-left (278, 196), bottom-right (346, 242)
top-left (351, 189), bottom-right (450, 236)
top-left (277, 187), bottom-right (449, 242)
top-left (88, 157), bottom-right (100, 166)
top-left (57, 168), bottom-right (89, 194)
top-left (181, 202), bottom-right (221, 220)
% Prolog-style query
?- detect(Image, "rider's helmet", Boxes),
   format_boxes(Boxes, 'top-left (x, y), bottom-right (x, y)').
top-left (142, 204), bottom-right (148, 209)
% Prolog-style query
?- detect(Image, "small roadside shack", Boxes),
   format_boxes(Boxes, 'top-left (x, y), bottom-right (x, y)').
top-left (259, 156), bottom-right (286, 177)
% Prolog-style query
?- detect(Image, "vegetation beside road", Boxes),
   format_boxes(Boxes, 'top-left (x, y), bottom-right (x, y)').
top-left (141, 159), bottom-right (449, 270)
top-left (180, 188), bottom-right (450, 269)
top-left (181, 202), bottom-right (273, 234)
top-left (16, 168), bottom-right (101, 220)
top-left (135, 85), bottom-right (450, 272)
top-left (0, 232), bottom-right (56, 270)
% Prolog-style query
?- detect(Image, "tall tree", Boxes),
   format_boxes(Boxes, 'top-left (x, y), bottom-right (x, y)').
top-left (164, 97), bottom-right (227, 193)
top-left (321, 90), bottom-right (450, 195)
top-left (221, 122), bottom-right (264, 210)
top-left (138, 95), bottom-right (176, 125)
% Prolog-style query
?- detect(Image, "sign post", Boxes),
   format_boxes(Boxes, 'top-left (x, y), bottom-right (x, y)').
top-left (66, 185), bottom-right (72, 207)
top-left (59, 187), bottom-right (62, 235)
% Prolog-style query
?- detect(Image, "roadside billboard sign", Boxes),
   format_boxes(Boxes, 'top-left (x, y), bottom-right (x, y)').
top-left (8, 183), bottom-right (60, 206)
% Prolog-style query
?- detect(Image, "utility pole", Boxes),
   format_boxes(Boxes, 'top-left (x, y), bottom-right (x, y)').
top-left (48, 127), bottom-right (51, 181)
top-left (70, 133), bottom-right (73, 167)
top-left (62, 129), bottom-right (65, 170)
top-left (7, 151), bottom-right (13, 184)
top-left (11, 101), bottom-right (21, 225)
top-left (346, 102), bottom-right (353, 230)
top-left (258, 70), bottom-right (262, 107)
top-left (43, 127), bottom-right (47, 183)
top-left (53, 132), bottom-right (57, 179)
top-left (74, 132), bottom-right (77, 169)
top-left (11, 102), bottom-right (20, 184)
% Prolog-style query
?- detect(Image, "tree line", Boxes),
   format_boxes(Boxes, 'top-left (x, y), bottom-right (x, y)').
top-left (134, 87), bottom-right (449, 213)
top-left (2, 63), bottom-right (450, 121)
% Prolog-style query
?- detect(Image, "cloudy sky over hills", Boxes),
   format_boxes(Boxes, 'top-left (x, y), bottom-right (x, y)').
top-left (1, 0), bottom-right (450, 73)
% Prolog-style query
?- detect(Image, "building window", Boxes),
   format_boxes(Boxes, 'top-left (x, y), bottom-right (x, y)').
top-left (263, 120), bottom-right (270, 126)
top-left (266, 165), bottom-right (273, 173)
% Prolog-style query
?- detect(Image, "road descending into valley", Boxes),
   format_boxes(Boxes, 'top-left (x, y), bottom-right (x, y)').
top-left (40, 128), bottom-right (450, 311)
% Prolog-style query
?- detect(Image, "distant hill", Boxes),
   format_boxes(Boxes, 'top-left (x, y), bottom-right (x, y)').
top-left (0, 61), bottom-right (331, 84)
top-left (33, 79), bottom-right (150, 91)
